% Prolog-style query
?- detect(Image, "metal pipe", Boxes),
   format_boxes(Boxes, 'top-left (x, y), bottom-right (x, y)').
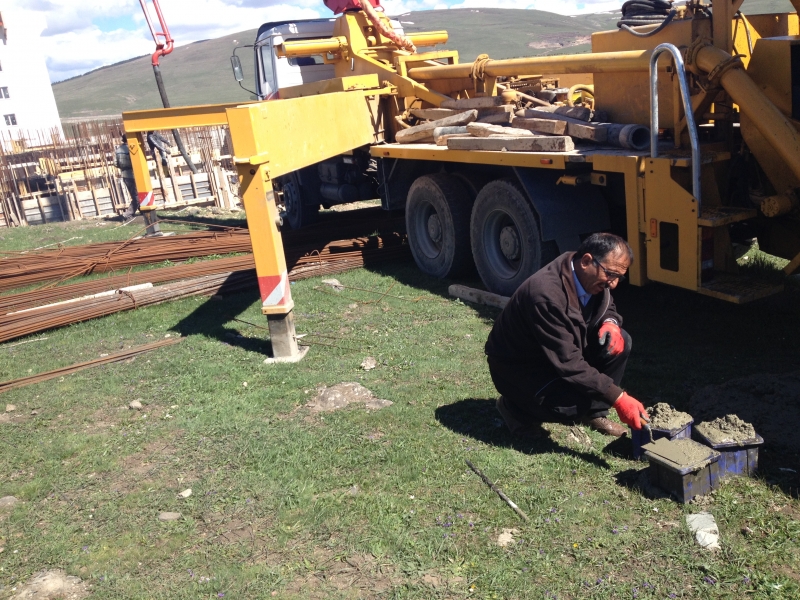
top-left (152, 64), bottom-right (199, 175)
top-left (405, 31), bottom-right (449, 48)
top-left (407, 50), bottom-right (662, 80)
top-left (650, 43), bottom-right (700, 206)
top-left (279, 31), bottom-right (448, 58)
top-left (607, 123), bottom-right (650, 151)
top-left (693, 43), bottom-right (800, 185)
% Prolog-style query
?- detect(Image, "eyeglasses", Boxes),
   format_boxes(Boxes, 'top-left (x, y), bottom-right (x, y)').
top-left (593, 257), bottom-right (626, 282)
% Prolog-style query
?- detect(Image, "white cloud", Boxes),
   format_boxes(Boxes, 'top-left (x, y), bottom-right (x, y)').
top-left (5, 0), bottom-right (323, 82)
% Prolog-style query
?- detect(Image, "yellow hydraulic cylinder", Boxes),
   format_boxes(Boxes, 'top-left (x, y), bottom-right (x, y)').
top-left (405, 31), bottom-right (449, 48)
top-left (279, 37), bottom-right (347, 58)
top-left (693, 43), bottom-right (800, 184)
top-left (279, 31), bottom-right (448, 58)
top-left (407, 50), bottom-right (663, 80)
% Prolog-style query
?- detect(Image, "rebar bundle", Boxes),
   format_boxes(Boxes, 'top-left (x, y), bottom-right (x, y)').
top-left (0, 232), bottom-right (409, 344)
top-left (0, 229), bottom-right (253, 292)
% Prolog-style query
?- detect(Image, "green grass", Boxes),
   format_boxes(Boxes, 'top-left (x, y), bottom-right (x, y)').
top-left (1, 219), bottom-right (800, 598)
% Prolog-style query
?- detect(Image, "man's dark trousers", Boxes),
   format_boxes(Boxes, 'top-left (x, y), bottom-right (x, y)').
top-left (488, 329), bottom-right (632, 425)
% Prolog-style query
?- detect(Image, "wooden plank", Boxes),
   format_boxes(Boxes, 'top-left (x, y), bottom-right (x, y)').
top-left (410, 108), bottom-right (459, 120)
top-left (512, 117), bottom-right (567, 135)
top-left (515, 111), bottom-right (608, 142)
top-left (467, 122), bottom-right (534, 138)
top-left (432, 126), bottom-right (469, 144)
top-left (449, 284), bottom-right (509, 309)
top-left (529, 105), bottom-right (593, 121)
top-left (441, 96), bottom-right (505, 110)
top-left (395, 110), bottom-right (478, 143)
top-left (447, 135), bottom-right (574, 152)
top-left (435, 134), bottom-right (472, 146)
top-left (189, 171), bottom-right (199, 200)
top-left (477, 112), bottom-right (514, 124)
top-left (36, 196), bottom-right (47, 224)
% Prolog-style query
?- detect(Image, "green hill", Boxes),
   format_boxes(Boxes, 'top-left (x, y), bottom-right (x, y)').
top-left (53, 3), bottom-right (796, 119)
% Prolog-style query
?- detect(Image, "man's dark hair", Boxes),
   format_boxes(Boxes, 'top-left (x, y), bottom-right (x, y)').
top-left (575, 233), bottom-right (633, 263)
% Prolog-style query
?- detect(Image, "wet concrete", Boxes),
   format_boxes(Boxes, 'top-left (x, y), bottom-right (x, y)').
top-left (695, 414), bottom-right (756, 445)
top-left (647, 402), bottom-right (692, 430)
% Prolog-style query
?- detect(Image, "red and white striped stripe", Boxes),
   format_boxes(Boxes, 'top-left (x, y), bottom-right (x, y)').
top-left (138, 191), bottom-right (155, 208)
top-left (257, 270), bottom-right (291, 308)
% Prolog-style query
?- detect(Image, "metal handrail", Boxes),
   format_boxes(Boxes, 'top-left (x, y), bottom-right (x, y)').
top-left (650, 43), bottom-right (701, 209)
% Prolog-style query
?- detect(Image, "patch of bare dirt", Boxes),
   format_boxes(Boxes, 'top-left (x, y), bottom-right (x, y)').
top-left (305, 383), bottom-right (392, 413)
top-left (195, 513), bottom-right (272, 551)
top-left (284, 550), bottom-right (397, 599)
top-left (108, 434), bottom-right (196, 494)
top-left (10, 569), bottom-right (90, 599)
top-left (688, 371), bottom-right (800, 452)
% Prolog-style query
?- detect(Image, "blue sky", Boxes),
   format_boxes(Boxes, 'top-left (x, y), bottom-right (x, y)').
top-left (4, 0), bottom-right (622, 83)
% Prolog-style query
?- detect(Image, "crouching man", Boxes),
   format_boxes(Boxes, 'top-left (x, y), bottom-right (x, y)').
top-left (486, 232), bottom-right (648, 437)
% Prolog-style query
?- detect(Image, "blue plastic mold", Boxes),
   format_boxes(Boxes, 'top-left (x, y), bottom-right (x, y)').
top-left (692, 429), bottom-right (764, 479)
top-left (644, 438), bottom-right (721, 503)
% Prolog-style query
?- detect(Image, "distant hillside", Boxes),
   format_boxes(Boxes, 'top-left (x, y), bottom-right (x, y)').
top-left (53, 2), bottom-right (795, 119)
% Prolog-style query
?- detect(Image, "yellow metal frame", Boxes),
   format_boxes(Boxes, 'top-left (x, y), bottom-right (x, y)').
top-left (122, 90), bottom-right (391, 316)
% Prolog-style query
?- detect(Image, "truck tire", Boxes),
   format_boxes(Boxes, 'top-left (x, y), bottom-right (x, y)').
top-left (471, 179), bottom-right (542, 296)
top-left (281, 172), bottom-right (319, 230)
top-left (406, 173), bottom-right (473, 279)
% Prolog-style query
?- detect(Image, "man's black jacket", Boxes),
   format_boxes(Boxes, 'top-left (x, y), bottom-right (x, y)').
top-left (485, 251), bottom-right (624, 406)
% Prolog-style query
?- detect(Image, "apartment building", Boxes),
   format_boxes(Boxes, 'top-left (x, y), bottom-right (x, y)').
top-left (0, 9), bottom-right (64, 148)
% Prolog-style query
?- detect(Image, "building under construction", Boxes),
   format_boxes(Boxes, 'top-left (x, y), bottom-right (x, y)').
top-left (0, 119), bottom-right (240, 228)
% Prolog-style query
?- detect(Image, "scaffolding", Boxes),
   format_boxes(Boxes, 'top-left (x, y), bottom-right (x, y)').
top-left (0, 119), bottom-right (239, 228)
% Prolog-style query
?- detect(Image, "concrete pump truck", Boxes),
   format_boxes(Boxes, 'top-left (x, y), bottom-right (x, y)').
top-left (122, 0), bottom-right (800, 360)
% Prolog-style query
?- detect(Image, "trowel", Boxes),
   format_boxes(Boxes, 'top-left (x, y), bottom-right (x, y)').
top-left (640, 414), bottom-right (654, 444)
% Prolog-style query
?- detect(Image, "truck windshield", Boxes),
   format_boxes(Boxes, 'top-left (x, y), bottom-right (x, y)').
top-left (288, 55), bottom-right (325, 66)
top-left (259, 44), bottom-right (275, 97)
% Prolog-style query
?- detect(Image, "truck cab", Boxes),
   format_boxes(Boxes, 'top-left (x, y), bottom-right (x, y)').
top-left (252, 17), bottom-right (408, 230)
top-left (254, 19), bottom-right (337, 100)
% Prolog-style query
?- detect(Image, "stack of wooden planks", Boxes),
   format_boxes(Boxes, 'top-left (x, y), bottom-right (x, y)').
top-left (394, 96), bottom-right (648, 153)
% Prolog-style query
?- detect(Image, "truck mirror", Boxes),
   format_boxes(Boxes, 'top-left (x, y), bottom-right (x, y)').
top-left (230, 55), bottom-right (244, 82)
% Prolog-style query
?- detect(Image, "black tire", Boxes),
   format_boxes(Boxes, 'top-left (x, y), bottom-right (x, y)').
top-left (406, 173), bottom-right (473, 279)
top-left (471, 178), bottom-right (543, 296)
top-left (281, 172), bottom-right (319, 230)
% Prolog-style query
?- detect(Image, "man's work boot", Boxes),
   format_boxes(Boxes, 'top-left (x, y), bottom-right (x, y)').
top-left (496, 396), bottom-right (544, 437)
top-left (582, 416), bottom-right (627, 437)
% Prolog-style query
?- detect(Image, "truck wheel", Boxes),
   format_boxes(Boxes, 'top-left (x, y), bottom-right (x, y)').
top-left (406, 173), bottom-right (473, 279)
top-left (471, 179), bottom-right (542, 296)
top-left (281, 172), bottom-right (319, 230)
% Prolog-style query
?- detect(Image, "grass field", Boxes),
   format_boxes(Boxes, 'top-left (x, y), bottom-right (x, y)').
top-left (52, 2), bottom-right (796, 119)
top-left (1, 215), bottom-right (799, 599)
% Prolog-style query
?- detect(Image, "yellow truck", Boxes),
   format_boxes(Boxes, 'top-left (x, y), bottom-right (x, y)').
top-left (122, 0), bottom-right (800, 360)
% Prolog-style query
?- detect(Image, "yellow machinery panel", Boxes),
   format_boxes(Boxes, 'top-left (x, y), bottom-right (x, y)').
top-left (592, 19), bottom-right (705, 128)
top-left (226, 91), bottom-right (386, 180)
top-left (643, 158), bottom-right (699, 290)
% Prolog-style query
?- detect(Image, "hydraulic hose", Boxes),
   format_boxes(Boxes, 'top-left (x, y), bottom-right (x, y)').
top-left (152, 64), bottom-right (198, 174)
top-left (618, 0), bottom-right (677, 37)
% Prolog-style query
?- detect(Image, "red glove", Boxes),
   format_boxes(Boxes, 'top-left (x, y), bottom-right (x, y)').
top-left (613, 392), bottom-right (649, 430)
top-left (599, 321), bottom-right (624, 356)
